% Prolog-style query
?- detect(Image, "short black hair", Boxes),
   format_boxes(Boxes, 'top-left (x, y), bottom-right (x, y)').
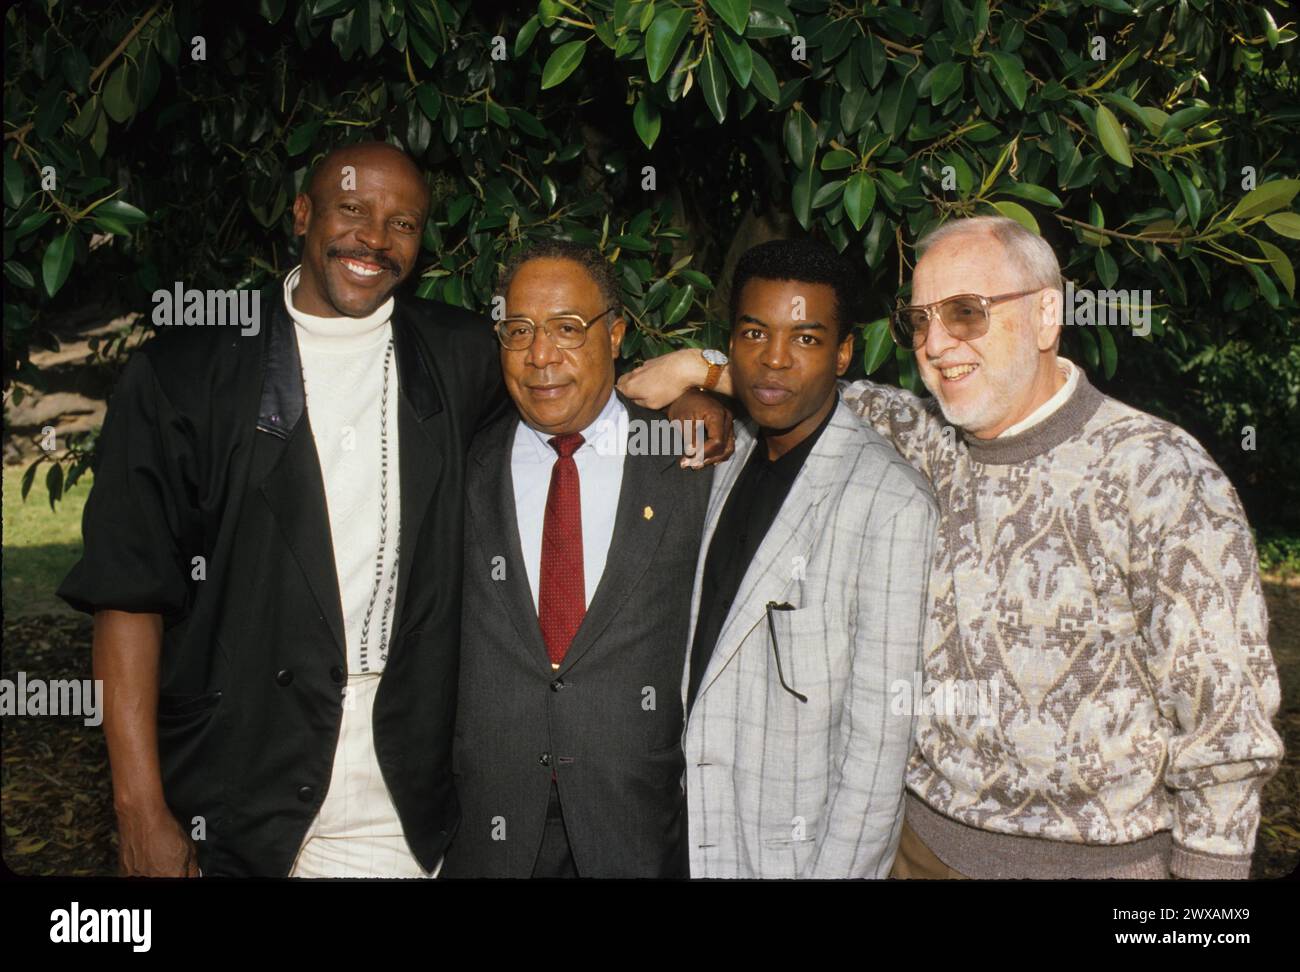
top-left (496, 239), bottom-right (623, 315)
top-left (730, 238), bottom-right (861, 339)
top-left (303, 140), bottom-right (426, 211)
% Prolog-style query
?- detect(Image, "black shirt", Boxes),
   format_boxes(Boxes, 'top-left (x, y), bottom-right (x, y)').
top-left (686, 403), bottom-right (836, 711)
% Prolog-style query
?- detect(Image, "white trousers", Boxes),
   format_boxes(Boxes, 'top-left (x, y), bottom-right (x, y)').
top-left (289, 672), bottom-right (442, 878)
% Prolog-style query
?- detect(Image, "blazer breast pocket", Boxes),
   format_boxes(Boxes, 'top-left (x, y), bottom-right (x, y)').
top-left (766, 605), bottom-right (845, 708)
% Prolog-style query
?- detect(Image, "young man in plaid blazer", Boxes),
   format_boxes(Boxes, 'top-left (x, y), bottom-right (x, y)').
top-left (679, 240), bottom-right (939, 878)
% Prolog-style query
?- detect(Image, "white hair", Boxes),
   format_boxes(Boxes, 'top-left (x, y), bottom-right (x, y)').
top-left (915, 216), bottom-right (1062, 295)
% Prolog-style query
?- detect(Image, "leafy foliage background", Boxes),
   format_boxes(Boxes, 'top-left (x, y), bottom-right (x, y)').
top-left (4, 0), bottom-right (1298, 530)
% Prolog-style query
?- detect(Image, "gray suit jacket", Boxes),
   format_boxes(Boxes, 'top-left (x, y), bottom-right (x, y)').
top-left (443, 395), bottom-right (710, 878)
top-left (683, 396), bottom-right (939, 878)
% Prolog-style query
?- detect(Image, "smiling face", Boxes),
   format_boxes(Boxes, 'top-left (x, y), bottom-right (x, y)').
top-left (500, 257), bottom-right (626, 437)
top-left (912, 233), bottom-right (1061, 437)
top-left (730, 278), bottom-right (853, 459)
top-left (290, 143), bottom-right (428, 318)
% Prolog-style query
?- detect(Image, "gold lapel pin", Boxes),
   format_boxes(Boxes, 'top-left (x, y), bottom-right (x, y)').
top-left (643, 505), bottom-right (654, 520)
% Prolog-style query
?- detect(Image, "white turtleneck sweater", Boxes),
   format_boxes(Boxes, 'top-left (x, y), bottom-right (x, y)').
top-left (283, 266), bottom-right (434, 878)
top-left (282, 265), bottom-right (401, 675)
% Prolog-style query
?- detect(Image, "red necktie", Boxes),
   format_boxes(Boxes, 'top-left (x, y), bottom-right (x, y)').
top-left (538, 432), bottom-right (585, 669)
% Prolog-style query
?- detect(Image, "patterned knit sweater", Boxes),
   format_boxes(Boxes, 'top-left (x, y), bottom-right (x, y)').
top-left (841, 369), bottom-right (1283, 879)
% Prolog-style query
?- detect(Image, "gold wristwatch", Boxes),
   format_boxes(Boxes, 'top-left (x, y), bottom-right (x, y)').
top-left (700, 349), bottom-right (728, 390)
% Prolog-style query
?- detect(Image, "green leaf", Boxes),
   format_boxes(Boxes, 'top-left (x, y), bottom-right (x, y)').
top-left (15, 211), bottom-right (53, 239)
top-left (1245, 260), bottom-right (1279, 308)
top-left (4, 260), bottom-right (35, 289)
top-left (700, 49), bottom-right (729, 122)
top-left (1096, 325), bottom-right (1117, 380)
top-left (715, 28), bottom-right (753, 89)
top-left (749, 52), bottom-right (780, 102)
top-left (1095, 247), bottom-right (1118, 288)
top-left (663, 283), bottom-right (694, 325)
top-left (989, 200), bottom-right (1039, 234)
top-left (92, 215), bottom-right (132, 236)
top-left (1075, 326), bottom-right (1099, 369)
top-left (861, 318), bottom-right (893, 374)
top-left (878, 78), bottom-right (917, 137)
top-left (3, 155), bottom-right (26, 209)
top-left (614, 234), bottom-right (653, 252)
top-left (633, 96), bottom-right (662, 149)
top-left (1174, 171), bottom-right (1200, 228)
top-left (925, 62), bottom-right (962, 105)
top-left (537, 0), bottom-right (562, 27)
top-left (42, 229), bottom-right (75, 297)
top-left (839, 85), bottom-right (876, 134)
top-left (515, 15), bottom-right (541, 56)
top-left (541, 40), bottom-right (587, 89)
top-left (995, 183), bottom-right (1062, 208)
top-left (21, 459), bottom-right (40, 500)
top-left (707, 0), bottom-right (750, 36)
top-left (312, 0), bottom-right (354, 17)
top-left (102, 61), bottom-right (138, 124)
top-left (416, 86), bottom-right (442, 122)
top-left (96, 200), bottom-right (149, 225)
top-left (1103, 93), bottom-right (1161, 136)
top-left (505, 107), bottom-right (544, 138)
top-left (820, 150), bottom-right (855, 171)
top-left (273, 0), bottom-right (308, 21)
top-left (791, 163), bottom-right (815, 230)
top-left (986, 52), bottom-right (1027, 110)
top-left (1257, 238), bottom-right (1295, 298)
top-left (811, 179), bottom-right (845, 209)
top-left (843, 172), bottom-right (876, 231)
top-left (1264, 212), bottom-right (1300, 240)
top-left (46, 463), bottom-right (64, 511)
top-left (1161, 105), bottom-right (1212, 136)
top-left (784, 108), bottom-right (814, 170)
top-left (646, 7), bottom-right (690, 83)
top-left (286, 120), bottom-right (322, 156)
top-left (1094, 105), bottom-right (1132, 168)
top-left (1229, 179), bottom-right (1300, 222)
top-left (1263, 8), bottom-right (1281, 48)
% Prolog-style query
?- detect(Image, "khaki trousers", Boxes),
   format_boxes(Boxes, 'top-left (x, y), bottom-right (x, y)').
top-left (889, 821), bottom-right (968, 879)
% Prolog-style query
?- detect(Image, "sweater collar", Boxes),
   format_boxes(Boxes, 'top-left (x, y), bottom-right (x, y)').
top-left (961, 368), bottom-right (1104, 464)
top-left (283, 264), bottom-right (394, 351)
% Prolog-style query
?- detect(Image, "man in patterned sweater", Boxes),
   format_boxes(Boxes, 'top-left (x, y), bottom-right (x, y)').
top-left (619, 215), bottom-right (1282, 879)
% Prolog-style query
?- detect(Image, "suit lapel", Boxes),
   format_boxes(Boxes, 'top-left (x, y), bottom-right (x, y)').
top-left (690, 399), bottom-right (860, 707)
top-left (255, 298), bottom-right (346, 659)
top-left (557, 398), bottom-right (679, 675)
top-left (467, 414), bottom-right (552, 670)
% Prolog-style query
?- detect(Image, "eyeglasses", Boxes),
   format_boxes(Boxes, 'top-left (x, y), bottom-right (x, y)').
top-left (889, 289), bottom-right (1041, 349)
top-left (495, 306), bottom-right (617, 351)
top-left (765, 601), bottom-right (807, 704)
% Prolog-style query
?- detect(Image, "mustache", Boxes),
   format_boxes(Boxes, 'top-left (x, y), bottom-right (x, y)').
top-left (328, 247), bottom-right (401, 276)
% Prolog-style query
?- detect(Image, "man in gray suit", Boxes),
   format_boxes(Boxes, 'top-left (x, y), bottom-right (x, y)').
top-left (442, 241), bottom-right (710, 878)
top-left (677, 239), bottom-right (939, 878)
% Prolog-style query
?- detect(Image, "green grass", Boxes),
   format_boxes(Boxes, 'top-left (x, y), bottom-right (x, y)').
top-left (1258, 532), bottom-right (1300, 579)
top-left (2, 466), bottom-right (90, 617)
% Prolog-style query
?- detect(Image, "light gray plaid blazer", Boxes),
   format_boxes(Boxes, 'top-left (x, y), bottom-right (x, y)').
top-left (681, 395), bottom-right (939, 878)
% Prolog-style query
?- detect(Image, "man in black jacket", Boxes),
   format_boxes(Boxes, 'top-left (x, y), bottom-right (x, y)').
top-left (58, 142), bottom-right (728, 877)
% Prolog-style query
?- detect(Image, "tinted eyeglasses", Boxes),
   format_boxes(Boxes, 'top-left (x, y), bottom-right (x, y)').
top-left (495, 306), bottom-right (617, 351)
top-left (889, 289), bottom-right (1040, 349)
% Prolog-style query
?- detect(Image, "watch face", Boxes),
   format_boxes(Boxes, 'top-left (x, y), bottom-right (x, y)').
top-left (702, 349), bottom-right (728, 365)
